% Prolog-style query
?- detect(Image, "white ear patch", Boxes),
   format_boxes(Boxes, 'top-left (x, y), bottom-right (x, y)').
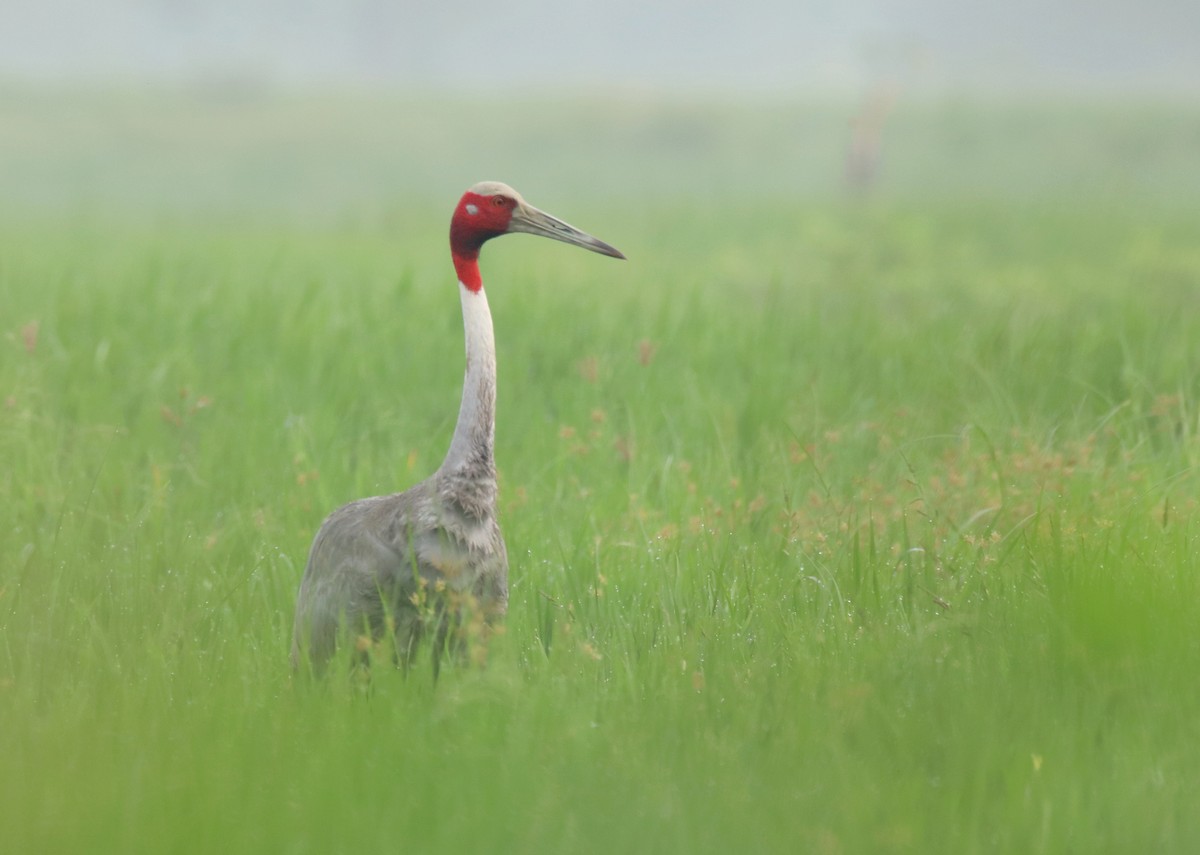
top-left (465, 204), bottom-right (479, 215)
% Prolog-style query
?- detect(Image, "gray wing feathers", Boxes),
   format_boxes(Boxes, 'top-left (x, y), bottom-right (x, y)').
top-left (290, 478), bottom-right (508, 670)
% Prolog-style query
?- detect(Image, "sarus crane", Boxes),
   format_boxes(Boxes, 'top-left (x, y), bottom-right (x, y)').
top-left (291, 182), bottom-right (624, 674)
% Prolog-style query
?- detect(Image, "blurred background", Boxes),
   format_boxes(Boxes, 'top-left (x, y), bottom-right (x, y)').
top-left (4, 0), bottom-right (1199, 93)
top-left (1, 0), bottom-right (1198, 221)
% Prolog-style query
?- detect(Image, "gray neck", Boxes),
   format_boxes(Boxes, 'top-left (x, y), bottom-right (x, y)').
top-left (440, 284), bottom-right (497, 477)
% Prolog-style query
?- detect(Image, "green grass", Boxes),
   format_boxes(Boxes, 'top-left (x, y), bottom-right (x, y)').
top-left (3, 91), bottom-right (1200, 853)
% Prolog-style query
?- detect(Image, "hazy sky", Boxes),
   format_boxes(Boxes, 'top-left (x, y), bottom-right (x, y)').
top-left (1, 0), bottom-right (1197, 94)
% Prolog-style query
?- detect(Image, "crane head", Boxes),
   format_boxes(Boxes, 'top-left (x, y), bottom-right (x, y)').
top-left (450, 182), bottom-right (624, 289)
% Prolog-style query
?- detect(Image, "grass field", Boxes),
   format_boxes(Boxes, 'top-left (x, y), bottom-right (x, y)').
top-left (2, 89), bottom-right (1200, 853)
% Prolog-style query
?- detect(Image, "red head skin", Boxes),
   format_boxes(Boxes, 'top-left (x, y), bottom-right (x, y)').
top-left (450, 191), bottom-right (518, 292)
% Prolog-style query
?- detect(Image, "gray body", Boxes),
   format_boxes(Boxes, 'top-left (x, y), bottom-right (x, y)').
top-left (290, 464), bottom-right (508, 672)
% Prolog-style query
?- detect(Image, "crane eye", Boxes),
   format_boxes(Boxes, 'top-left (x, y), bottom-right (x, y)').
top-left (492, 195), bottom-right (509, 207)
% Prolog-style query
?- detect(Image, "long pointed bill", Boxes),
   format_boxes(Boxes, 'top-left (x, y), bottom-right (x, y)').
top-left (508, 203), bottom-right (626, 260)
